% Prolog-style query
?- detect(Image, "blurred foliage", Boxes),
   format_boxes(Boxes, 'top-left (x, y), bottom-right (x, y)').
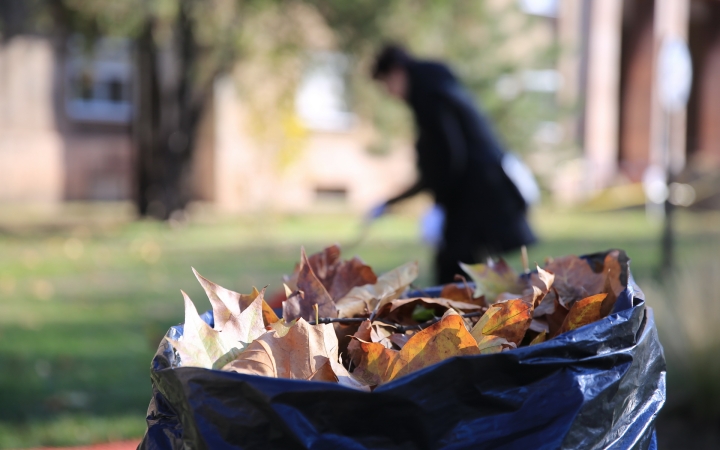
top-left (2, 0), bottom-right (559, 160)
top-left (310, 0), bottom-right (559, 155)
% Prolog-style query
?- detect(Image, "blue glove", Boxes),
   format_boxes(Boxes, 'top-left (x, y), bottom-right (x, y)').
top-left (420, 204), bottom-right (445, 247)
top-left (367, 203), bottom-right (388, 221)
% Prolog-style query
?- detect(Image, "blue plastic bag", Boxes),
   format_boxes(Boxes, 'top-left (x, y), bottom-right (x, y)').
top-left (140, 251), bottom-right (666, 449)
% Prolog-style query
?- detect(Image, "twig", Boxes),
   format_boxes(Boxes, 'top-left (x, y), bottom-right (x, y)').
top-left (453, 274), bottom-right (475, 301)
top-left (308, 311), bottom-right (486, 333)
top-left (408, 283), bottom-right (431, 298)
top-left (521, 245), bottom-right (530, 274)
top-left (308, 317), bottom-right (366, 325)
top-left (313, 304), bottom-right (319, 325)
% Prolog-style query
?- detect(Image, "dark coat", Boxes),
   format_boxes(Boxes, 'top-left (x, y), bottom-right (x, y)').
top-left (403, 60), bottom-right (535, 255)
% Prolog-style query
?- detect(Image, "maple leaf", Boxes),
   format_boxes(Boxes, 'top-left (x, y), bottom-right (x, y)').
top-left (460, 259), bottom-right (523, 302)
top-left (335, 261), bottom-right (419, 318)
top-left (556, 293), bottom-right (607, 336)
top-left (470, 299), bottom-right (533, 346)
top-left (224, 318), bottom-right (368, 390)
top-left (531, 288), bottom-right (568, 336)
top-left (284, 245), bottom-right (377, 301)
top-left (282, 248), bottom-right (338, 322)
top-left (166, 291), bottom-right (266, 369)
top-left (349, 310), bottom-right (480, 386)
top-left (543, 254), bottom-right (622, 310)
top-left (193, 268), bottom-right (278, 327)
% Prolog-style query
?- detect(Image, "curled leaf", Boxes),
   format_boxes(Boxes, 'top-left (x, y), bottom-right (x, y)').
top-left (556, 293), bottom-right (607, 336)
top-left (335, 261), bottom-right (419, 318)
top-left (282, 248), bottom-right (337, 322)
top-left (529, 330), bottom-right (548, 346)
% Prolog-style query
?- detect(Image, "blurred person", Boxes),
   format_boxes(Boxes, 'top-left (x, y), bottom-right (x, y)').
top-left (368, 44), bottom-right (536, 284)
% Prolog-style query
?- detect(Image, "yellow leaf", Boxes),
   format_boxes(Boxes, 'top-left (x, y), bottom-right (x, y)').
top-left (471, 299), bottom-right (533, 346)
top-left (556, 293), bottom-right (607, 336)
top-left (349, 311), bottom-right (480, 385)
top-left (529, 330), bottom-right (547, 346)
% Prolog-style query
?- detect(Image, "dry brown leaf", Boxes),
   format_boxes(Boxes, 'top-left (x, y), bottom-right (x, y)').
top-left (556, 293), bottom-right (608, 336)
top-left (282, 248), bottom-right (337, 322)
top-left (439, 283), bottom-right (487, 307)
top-left (193, 268), bottom-right (279, 327)
top-left (471, 299), bottom-right (533, 346)
top-left (225, 318), bottom-right (367, 390)
top-left (167, 291), bottom-right (267, 369)
top-left (533, 288), bottom-right (569, 337)
top-left (335, 261), bottom-right (419, 318)
top-left (284, 245), bottom-right (377, 301)
top-left (349, 311), bottom-right (480, 385)
top-left (544, 255), bottom-right (608, 309)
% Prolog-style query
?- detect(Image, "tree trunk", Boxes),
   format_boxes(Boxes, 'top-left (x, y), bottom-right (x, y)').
top-left (133, 2), bottom-right (205, 220)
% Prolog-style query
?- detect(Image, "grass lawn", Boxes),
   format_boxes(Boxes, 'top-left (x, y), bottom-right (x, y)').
top-left (0, 205), bottom-right (718, 448)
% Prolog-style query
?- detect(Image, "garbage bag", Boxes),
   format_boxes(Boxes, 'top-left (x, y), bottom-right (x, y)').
top-left (140, 251), bottom-right (666, 450)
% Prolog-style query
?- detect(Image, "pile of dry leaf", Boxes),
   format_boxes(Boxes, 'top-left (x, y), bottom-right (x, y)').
top-left (167, 245), bottom-right (625, 390)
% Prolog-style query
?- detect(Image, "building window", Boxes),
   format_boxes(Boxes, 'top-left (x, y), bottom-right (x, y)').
top-left (518, 0), bottom-right (559, 18)
top-left (295, 51), bottom-right (355, 132)
top-left (65, 36), bottom-right (133, 124)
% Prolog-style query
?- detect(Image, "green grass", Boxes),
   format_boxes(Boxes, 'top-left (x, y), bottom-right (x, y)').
top-left (0, 206), bottom-right (718, 448)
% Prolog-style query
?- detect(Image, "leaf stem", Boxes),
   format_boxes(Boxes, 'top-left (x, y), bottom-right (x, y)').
top-left (308, 311), bottom-right (485, 333)
top-left (521, 245), bottom-right (530, 274)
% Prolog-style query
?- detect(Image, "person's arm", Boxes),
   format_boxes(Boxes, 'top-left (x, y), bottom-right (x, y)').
top-left (385, 178), bottom-right (427, 206)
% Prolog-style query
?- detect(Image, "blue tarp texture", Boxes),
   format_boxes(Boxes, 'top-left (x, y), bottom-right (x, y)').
top-left (139, 251), bottom-right (666, 449)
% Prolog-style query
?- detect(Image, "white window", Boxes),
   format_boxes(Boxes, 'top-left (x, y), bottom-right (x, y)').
top-left (518, 0), bottom-right (559, 18)
top-left (65, 36), bottom-right (132, 124)
top-left (295, 51), bottom-right (355, 132)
